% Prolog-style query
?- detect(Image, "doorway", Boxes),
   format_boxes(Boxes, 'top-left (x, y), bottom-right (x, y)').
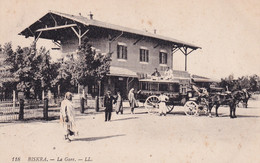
top-left (114, 77), bottom-right (127, 99)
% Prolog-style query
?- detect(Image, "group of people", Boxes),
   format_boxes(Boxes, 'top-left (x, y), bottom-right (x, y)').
top-left (103, 91), bottom-right (124, 122)
top-left (60, 88), bottom-right (139, 142)
top-left (60, 86), bottom-right (171, 142)
top-left (151, 67), bottom-right (173, 80)
top-left (104, 88), bottom-right (139, 121)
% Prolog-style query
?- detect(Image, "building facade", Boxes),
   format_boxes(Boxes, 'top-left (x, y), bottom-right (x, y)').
top-left (19, 11), bottom-right (200, 98)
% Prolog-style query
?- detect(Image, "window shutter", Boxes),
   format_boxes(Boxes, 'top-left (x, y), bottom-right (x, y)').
top-left (139, 49), bottom-right (142, 61)
top-left (117, 45), bottom-right (120, 58)
top-left (146, 50), bottom-right (149, 62)
top-left (159, 52), bottom-right (162, 64)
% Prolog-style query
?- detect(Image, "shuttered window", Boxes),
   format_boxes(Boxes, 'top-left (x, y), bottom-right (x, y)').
top-left (117, 44), bottom-right (127, 59)
top-left (159, 52), bottom-right (167, 64)
top-left (139, 48), bottom-right (149, 62)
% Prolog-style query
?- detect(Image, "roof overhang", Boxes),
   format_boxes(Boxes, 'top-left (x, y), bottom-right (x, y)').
top-left (139, 78), bottom-right (180, 83)
top-left (192, 76), bottom-right (220, 83)
top-left (19, 11), bottom-right (201, 50)
top-left (108, 66), bottom-right (138, 78)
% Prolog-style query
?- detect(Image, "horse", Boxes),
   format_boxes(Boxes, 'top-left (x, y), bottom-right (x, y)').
top-left (208, 90), bottom-right (246, 118)
top-left (241, 89), bottom-right (251, 108)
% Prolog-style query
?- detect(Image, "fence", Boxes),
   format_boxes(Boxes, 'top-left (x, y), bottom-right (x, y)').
top-left (0, 100), bottom-right (19, 122)
top-left (85, 96), bottom-right (104, 109)
top-left (0, 95), bottom-right (105, 122)
top-left (23, 99), bottom-right (44, 120)
top-left (0, 99), bottom-right (50, 122)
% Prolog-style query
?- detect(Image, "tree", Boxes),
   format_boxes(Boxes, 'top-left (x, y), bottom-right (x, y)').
top-left (3, 43), bottom-right (16, 72)
top-left (219, 74), bottom-right (260, 93)
top-left (219, 75), bottom-right (234, 91)
top-left (34, 46), bottom-right (61, 99)
top-left (54, 54), bottom-right (77, 94)
top-left (12, 42), bottom-right (39, 98)
top-left (57, 38), bottom-right (111, 95)
top-left (3, 41), bottom-right (60, 99)
top-left (237, 76), bottom-right (250, 89)
top-left (249, 75), bottom-right (259, 92)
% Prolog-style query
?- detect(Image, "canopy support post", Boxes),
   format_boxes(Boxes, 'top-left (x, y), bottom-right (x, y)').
top-left (178, 46), bottom-right (195, 71)
top-left (34, 31), bottom-right (42, 43)
top-left (71, 27), bottom-right (89, 45)
top-left (108, 31), bottom-right (124, 56)
top-left (78, 28), bottom-right (81, 45)
top-left (171, 45), bottom-right (180, 69)
top-left (49, 13), bottom-right (58, 26)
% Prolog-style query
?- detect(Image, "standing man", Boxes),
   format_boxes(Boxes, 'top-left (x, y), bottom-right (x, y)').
top-left (158, 92), bottom-right (169, 116)
top-left (115, 91), bottom-right (123, 114)
top-left (128, 88), bottom-right (137, 114)
top-left (104, 91), bottom-right (115, 122)
top-left (60, 92), bottom-right (78, 142)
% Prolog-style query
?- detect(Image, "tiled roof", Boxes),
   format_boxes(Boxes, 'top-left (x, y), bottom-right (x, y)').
top-left (19, 11), bottom-right (200, 50)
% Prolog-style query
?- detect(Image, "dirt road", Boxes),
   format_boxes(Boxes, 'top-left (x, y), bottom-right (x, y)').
top-left (1, 98), bottom-right (260, 163)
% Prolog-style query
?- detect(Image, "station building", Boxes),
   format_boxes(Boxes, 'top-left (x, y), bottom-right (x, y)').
top-left (19, 11), bottom-right (201, 99)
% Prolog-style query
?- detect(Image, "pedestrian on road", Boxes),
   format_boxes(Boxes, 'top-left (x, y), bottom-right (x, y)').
top-left (104, 91), bottom-right (115, 122)
top-left (158, 92), bottom-right (169, 116)
top-left (128, 88), bottom-right (137, 114)
top-left (60, 92), bottom-right (78, 142)
top-left (115, 91), bottom-right (123, 114)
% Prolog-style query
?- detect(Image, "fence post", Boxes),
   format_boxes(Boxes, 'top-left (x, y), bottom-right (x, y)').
top-left (19, 99), bottom-right (24, 120)
top-left (43, 98), bottom-right (48, 120)
top-left (95, 96), bottom-right (99, 112)
top-left (13, 90), bottom-right (16, 109)
top-left (85, 96), bottom-right (87, 110)
top-left (80, 97), bottom-right (85, 113)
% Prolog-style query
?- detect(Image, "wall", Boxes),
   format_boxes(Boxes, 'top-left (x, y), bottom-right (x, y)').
top-left (60, 34), bottom-right (173, 75)
top-left (109, 36), bottom-right (173, 75)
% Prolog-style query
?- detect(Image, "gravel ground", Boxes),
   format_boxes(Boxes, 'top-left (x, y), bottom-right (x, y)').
top-left (0, 98), bottom-right (260, 163)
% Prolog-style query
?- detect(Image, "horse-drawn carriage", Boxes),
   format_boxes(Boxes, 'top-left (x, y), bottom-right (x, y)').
top-left (136, 74), bottom-right (247, 118)
top-left (183, 85), bottom-right (210, 116)
top-left (183, 84), bottom-right (248, 118)
top-left (137, 77), bottom-right (191, 113)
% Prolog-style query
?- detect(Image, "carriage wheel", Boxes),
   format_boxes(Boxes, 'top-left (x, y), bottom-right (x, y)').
top-left (144, 95), bottom-right (159, 113)
top-left (184, 101), bottom-right (199, 116)
top-left (166, 104), bottom-right (174, 113)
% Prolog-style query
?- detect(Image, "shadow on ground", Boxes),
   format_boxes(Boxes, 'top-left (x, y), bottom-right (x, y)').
top-left (112, 117), bottom-right (138, 121)
top-left (20, 116), bottom-right (60, 123)
top-left (73, 134), bottom-right (125, 142)
top-left (167, 111), bottom-right (186, 116)
top-left (133, 111), bottom-right (148, 115)
top-left (239, 106), bottom-right (260, 109)
top-left (219, 114), bottom-right (260, 118)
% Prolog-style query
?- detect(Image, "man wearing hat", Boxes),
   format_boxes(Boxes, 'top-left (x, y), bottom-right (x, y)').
top-left (104, 91), bottom-right (115, 121)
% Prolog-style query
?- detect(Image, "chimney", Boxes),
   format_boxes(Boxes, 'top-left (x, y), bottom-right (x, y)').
top-left (89, 12), bottom-right (93, 19)
top-left (154, 29), bottom-right (157, 34)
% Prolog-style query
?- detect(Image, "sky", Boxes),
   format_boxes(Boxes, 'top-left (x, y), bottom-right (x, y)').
top-left (0, 0), bottom-right (260, 79)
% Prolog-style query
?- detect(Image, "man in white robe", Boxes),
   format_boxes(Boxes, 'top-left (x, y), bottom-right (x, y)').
top-left (158, 92), bottom-right (169, 116)
top-left (60, 92), bottom-right (78, 142)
